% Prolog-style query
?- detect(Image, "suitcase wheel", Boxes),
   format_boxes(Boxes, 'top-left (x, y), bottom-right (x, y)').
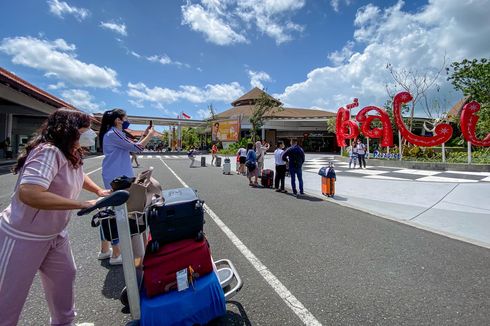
top-left (148, 240), bottom-right (160, 253)
top-left (120, 287), bottom-right (128, 307)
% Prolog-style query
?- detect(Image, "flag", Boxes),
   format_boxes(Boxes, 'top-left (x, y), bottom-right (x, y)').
top-left (182, 112), bottom-right (191, 119)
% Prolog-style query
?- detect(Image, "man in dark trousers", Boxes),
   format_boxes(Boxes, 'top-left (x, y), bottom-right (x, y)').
top-left (282, 138), bottom-right (305, 197)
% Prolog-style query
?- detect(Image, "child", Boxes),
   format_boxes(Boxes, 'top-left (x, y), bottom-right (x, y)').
top-left (348, 145), bottom-right (358, 169)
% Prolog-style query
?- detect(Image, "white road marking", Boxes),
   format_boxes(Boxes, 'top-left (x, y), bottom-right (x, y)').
top-left (417, 176), bottom-right (478, 183)
top-left (392, 169), bottom-right (440, 176)
top-left (364, 175), bottom-right (406, 181)
top-left (86, 167), bottom-right (102, 175)
top-left (159, 158), bottom-right (322, 326)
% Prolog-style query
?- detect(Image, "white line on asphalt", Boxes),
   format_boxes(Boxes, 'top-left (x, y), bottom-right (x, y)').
top-left (86, 167), bottom-right (102, 176)
top-left (159, 158), bottom-right (322, 326)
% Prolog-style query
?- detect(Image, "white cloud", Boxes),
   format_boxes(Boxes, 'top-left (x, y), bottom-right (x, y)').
top-left (0, 36), bottom-right (120, 89)
top-left (328, 41), bottom-right (354, 66)
top-left (181, 0), bottom-right (304, 45)
top-left (48, 81), bottom-right (66, 90)
top-left (197, 108), bottom-right (211, 119)
top-left (131, 51), bottom-right (141, 58)
top-left (147, 54), bottom-right (172, 65)
top-left (182, 3), bottom-right (247, 45)
top-left (330, 0), bottom-right (352, 13)
top-left (276, 0), bottom-right (490, 115)
top-left (100, 21), bottom-right (127, 36)
top-left (247, 70), bottom-right (271, 89)
top-left (47, 0), bottom-right (90, 21)
top-left (61, 89), bottom-right (104, 113)
top-left (128, 99), bottom-right (144, 108)
top-left (127, 81), bottom-right (244, 106)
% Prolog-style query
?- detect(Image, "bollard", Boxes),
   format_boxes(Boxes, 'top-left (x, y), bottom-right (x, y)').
top-left (215, 156), bottom-right (222, 167)
top-left (201, 156), bottom-right (206, 167)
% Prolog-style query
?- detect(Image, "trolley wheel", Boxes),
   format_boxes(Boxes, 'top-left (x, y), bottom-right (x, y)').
top-left (120, 287), bottom-right (128, 307)
top-left (148, 240), bottom-right (160, 253)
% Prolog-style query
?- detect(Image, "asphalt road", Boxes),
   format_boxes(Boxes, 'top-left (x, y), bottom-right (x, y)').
top-left (1, 155), bottom-right (489, 325)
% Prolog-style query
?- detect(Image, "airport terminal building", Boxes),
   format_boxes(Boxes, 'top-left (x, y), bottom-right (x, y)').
top-left (214, 88), bottom-right (338, 152)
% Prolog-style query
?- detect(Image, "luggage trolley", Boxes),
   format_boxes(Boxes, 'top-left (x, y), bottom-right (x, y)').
top-left (78, 190), bottom-right (243, 323)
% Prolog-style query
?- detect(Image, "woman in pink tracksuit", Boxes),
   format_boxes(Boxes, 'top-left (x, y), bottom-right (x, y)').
top-left (0, 109), bottom-right (109, 326)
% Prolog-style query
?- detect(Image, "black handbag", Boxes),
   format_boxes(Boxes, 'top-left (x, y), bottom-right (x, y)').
top-left (110, 176), bottom-right (136, 191)
top-left (91, 209), bottom-right (146, 241)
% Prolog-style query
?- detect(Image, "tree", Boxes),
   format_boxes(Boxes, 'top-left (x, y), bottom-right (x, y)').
top-left (385, 57), bottom-right (446, 132)
top-left (447, 58), bottom-right (490, 138)
top-left (325, 117), bottom-right (336, 133)
top-left (249, 90), bottom-right (283, 141)
top-left (181, 127), bottom-right (199, 149)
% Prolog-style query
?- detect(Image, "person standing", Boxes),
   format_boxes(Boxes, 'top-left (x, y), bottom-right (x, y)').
top-left (282, 139), bottom-right (305, 197)
top-left (348, 145), bottom-right (358, 169)
top-left (188, 147), bottom-right (197, 167)
top-left (236, 146), bottom-right (247, 175)
top-left (98, 109), bottom-right (155, 265)
top-left (211, 143), bottom-right (218, 166)
top-left (246, 142), bottom-right (258, 187)
top-left (274, 141), bottom-right (287, 193)
top-left (0, 109), bottom-right (109, 326)
top-left (4, 137), bottom-right (12, 159)
top-left (356, 139), bottom-right (367, 169)
top-left (255, 139), bottom-right (269, 177)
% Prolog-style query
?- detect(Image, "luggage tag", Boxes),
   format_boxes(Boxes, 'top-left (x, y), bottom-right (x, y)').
top-left (176, 268), bottom-right (189, 291)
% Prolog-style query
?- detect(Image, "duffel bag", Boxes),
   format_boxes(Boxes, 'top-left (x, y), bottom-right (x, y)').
top-left (143, 238), bottom-right (213, 298)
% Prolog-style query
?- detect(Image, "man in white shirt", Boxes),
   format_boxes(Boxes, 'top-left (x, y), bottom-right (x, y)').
top-left (236, 147), bottom-right (247, 175)
top-left (274, 141), bottom-right (287, 192)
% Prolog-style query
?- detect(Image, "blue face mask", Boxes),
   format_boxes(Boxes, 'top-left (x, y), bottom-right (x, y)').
top-left (122, 120), bottom-right (130, 130)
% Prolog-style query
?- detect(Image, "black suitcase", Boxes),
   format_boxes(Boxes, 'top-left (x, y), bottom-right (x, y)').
top-left (147, 188), bottom-right (204, 246)
top-left (261, 169), bottom-right (274, 188)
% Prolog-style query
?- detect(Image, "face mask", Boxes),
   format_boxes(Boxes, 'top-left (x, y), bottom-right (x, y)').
top-left (79, 129), bottom-right (97, 147)
top-left (122, 120), bottom-right (130, 130)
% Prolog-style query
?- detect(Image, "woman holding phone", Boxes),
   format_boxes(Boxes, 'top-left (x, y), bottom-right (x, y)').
top-left (98, 109), bottom-right (155, 264)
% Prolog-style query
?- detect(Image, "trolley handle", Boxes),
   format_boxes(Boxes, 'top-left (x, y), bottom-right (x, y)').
top-left (77, 190), bottom-right (130, 216)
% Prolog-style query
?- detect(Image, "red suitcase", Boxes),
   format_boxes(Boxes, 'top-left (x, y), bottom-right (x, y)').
top-left (261, 169), bottom-right (274, 188)
top-left (143, 238), bottom-right (214, 298)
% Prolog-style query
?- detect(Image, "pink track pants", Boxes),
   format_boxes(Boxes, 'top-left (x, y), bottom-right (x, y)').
top-left (0, 228), bottom-right (76, 326)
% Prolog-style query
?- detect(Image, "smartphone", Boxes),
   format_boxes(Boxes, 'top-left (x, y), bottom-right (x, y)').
top-left (149, 120), bottom-right (153, 128)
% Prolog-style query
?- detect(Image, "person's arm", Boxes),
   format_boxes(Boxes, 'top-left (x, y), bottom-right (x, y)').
top-left (281, 148), bottom-right (289, 162)
top-left (112, 128), bottom-right (155, 153)
top-left (83, 174), bottom-right (111, 197)
top-left (18, 184), bottom-right (97, 210)
top-left (300, 148), bottom-right (305, 164)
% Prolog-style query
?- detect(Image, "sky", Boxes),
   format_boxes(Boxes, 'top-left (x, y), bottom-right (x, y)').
top-left (0, 0), bottom-right (489, 130)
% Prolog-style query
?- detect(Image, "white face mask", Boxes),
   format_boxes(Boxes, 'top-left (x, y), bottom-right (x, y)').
top-left (79, 129), bottom-right (97, 147)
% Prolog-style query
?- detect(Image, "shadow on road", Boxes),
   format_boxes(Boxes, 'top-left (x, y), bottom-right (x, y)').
top-left (100, 261), bottom-right (126, 301)
top-left (209, 301), bottom-right (252, 326)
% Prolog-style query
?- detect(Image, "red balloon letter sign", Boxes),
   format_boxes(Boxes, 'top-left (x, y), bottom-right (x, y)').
top-left (393, 92), bottom-right (452, 147)
top-left (355, 106), bottom-right (393, 147)
top-left (336, 99), bottom-right (360, 147)
top-left (460, 101), bottom-right (490, 147)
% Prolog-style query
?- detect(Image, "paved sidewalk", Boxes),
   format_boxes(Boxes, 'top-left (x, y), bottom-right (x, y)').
top-left (202, 153), bottom-right (490, 249)
top-left (261, 154), bottom-right (490, 248)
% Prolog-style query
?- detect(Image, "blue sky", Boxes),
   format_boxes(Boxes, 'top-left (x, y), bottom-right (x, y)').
top-left (0, 0), bottom-right (489, 130)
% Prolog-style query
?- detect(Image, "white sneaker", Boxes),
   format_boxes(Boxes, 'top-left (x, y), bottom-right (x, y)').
top-left (97, 248), bottom-right (112, 260)
top-left (109, 255), bottom-right (123, 265)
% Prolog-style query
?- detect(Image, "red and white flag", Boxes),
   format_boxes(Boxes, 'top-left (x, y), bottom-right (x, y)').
top-left (182, 112), bottom-right (191, 119)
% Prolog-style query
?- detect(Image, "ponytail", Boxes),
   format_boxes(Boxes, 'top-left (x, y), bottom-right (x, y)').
top-left (99, 109), bottom-right (126, 148)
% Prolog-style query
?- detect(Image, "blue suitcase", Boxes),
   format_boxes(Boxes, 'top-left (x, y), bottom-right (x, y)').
top-left (140, 271), bottom-right (226, 326)
top-left (147, 188), bottom-right (204, 248)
